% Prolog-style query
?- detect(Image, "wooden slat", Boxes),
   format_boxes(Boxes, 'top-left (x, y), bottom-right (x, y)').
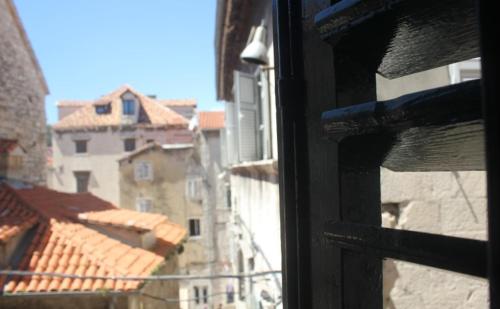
top-left (322, 80), bottom-right (484, 171)
top-left (314, 0), bottom-right (480, 79)
top-left (325, 222), bottom-right (488, 278)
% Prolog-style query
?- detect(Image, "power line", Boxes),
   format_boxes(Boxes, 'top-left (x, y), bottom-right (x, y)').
top-left (140, 290), bottom-right (238, 304)
top-left (0, 270), bottom-right (281, 281)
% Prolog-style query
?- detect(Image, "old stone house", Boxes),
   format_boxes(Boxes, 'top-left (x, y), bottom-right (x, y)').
top-left (215, 0), bottom-right (486, 308)
top-left (50, 85), bottom-right (194, 204)
top-left (0, 181), bottom-right (186, 309)
top-left (194, 111), bottom-right (234, 308)
top-left (118, 110), bottom-right (230, 309)
top-left (0, 0), bottom-right (49, 185)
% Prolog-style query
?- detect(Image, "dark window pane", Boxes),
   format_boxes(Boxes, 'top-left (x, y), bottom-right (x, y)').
top-left (74, 171), bottom-right (90, 193)
top-left (124, 138), bottom-right (136, 152)
top-left (189, 219), bottom-right (200, 236)
top-left (95, 104), bottom-right (111, 114)
top-left (75, 140), bottom-right (87, 153)
top-left (194, 286), bottom-right (200, 304)
top-left (122, 99), bottom-right (135, 115)
top-left (203, 287), bottom-right (208, 304)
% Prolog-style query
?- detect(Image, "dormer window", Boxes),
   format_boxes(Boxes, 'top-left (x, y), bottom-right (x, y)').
top-left (95, 103), bottom-right (111, 115)
top-left (122, 99), bottom-right (135, 115)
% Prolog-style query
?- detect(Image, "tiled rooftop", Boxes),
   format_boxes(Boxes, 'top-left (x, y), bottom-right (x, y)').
top-left (53, 85), bottom-right (190, 130)
top-left (198, 111), bottom-right (225, 130)
top-left (0, 184), bottom-right (187, 294)
top-left (158, 99), bottom-right (197, 107)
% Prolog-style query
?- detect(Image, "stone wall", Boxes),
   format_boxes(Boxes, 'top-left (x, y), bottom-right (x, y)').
top-left (0, 0), bottom-right (48, 185)
top-left (377, 64), bottom-right (487, 308)
top-left (381, 169), bottom-right (488, 309)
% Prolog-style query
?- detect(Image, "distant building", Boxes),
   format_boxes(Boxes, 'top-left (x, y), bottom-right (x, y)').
top-left (194, 111), bottom-right (233, 308)
top-left (50, 85), bottom-right (194, 204)
top-left (0, 181), bottom-right (186, 309)
top-left (117, 110), bottom-right (230, 309)
top-left (0, 0), bottom-right (49, 185)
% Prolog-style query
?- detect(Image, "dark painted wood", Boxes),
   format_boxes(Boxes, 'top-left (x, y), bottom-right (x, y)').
top-left (273, 0), bottom-right (310, 308)
top-left (315, 0), bottom-right (480, 79)
top-left (478, 1), bottom-right (500, 308)
top-left (322, 80), bottom-right (481, 140)
top-left (325, 222), bottom-right (488, 278)
top-left (335, 53), bottom-right (383, 309)
top-left (322, 80), bottom-right (485, 171)
top-left (302, 3), bottom-right (342, 307)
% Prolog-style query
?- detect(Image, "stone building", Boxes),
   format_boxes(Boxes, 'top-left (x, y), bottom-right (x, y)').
top-left (0, 181), bottom-right (186, 309)
top-left (194, 111), bottom-right (233, 308)
top-left (118, 110), bottom-right (231, 309)
top-left (0, 0), bottom-right (49, 185)
top-left (50, 85), bottom-right (194, 204)
top-left (118, 142), bottom-right (212, 308)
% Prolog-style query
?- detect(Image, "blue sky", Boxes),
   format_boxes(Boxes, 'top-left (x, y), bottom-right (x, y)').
top-left (14, 0), bottom-right (222, 124)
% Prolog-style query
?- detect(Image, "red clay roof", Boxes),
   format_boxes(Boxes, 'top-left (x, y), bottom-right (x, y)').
top-left (158, 99), bottom-right (197, 107)
top-left (56, 100), bottom-right (94, 107)
top-left (198, 111), bottom-right (225, 130)
top-left (0, 184), bottom-right (187, 294)
top-left (53, 85), bottom-right (189, 131)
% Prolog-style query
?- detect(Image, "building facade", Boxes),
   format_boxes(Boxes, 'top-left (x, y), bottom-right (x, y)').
top-left (0, 0), bottom-right (49, 185)
top-left (50, 85), bottom-right (194, 204)
top-left (215, 1), bottom-right (283, 308)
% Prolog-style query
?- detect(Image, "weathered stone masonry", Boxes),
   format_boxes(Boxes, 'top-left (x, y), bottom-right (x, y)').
top-left (0, 0), bottom-right (48, 185)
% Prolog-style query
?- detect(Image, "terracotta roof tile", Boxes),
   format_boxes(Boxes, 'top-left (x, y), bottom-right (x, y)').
top-left (158, 99), bottom-right (197, 107)
top-left (53, 85), bottom-right (189, 130)
top-left (0, 184), bottom-right (187, 295)
top-left (198, 111), bottom-right (225, 130)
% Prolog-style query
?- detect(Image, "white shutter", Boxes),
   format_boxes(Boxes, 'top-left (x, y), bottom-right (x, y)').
top-left (234, 71), bottom-right (260, 162)
top-left (225, 101), bottom-right (239, 164)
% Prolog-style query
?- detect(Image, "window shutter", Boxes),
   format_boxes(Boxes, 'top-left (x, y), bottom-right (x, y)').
top-left (234, 71), bottom-right (260, 162)
top-left (225, 101), bottom-right (239, 164)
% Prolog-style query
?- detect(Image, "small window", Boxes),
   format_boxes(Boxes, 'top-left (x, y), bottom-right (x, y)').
top-left (248, 257), bottom-right (255, 271)
top-left (189, 219), bottom-right (201, 237)
top-left (124, 138), bottom-right (136, 152)
top-left (186, 178), bottom-right (202, 201)
top-left (95, 104), bottom-right (111, 114)
top-left (226, 284), bottom-right (235, 304)
top-left (136, 198), bottom-right (152, 213)
top-left (203, 287), bottom-right (208, 304)
top-left (134, 161), bottom-right (153, 181)
top-left (122, 99), bottom-right (135, 115)
top-left (146, 139), bottom-right (154, 144)
top-left (75, 140), bottom-right (87, 154)
top-left (74, 171), bottom-right (90, 193)
top-left (194, 286), bottom-right (200, 304)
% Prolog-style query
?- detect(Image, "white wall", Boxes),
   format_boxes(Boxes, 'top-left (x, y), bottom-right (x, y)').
top-left (230, 172), bottom-right (282, 308)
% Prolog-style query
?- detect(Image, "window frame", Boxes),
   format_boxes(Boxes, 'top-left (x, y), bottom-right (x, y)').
top-left (74, 140), bottom-right (88, 154)
top-left (136, 197), bottom-right (153, 213)
top-left (122, 99), bottom-right (135, 115)
top-left (74, 171), bottom-right (90, 193)
top-left (188, 218), bottom-right (201, 237)
top-left (123, 138), bottom-right (136, 152)
top-left (134, 161), bottom-right (153, 181)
